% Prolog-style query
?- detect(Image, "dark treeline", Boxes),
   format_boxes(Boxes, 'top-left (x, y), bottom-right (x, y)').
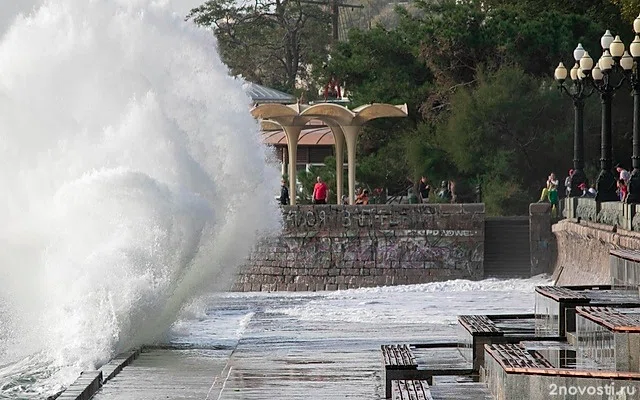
top-left (190, 0), bottom-right (640, 215)
top-left (322, 0), bottom-right (640, 215)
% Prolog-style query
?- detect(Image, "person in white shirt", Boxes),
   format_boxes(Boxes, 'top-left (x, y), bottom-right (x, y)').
top-left (617, 166), bottom-right (630, 185)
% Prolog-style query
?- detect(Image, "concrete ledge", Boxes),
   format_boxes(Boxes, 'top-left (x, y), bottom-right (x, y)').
top-left (463, 203), bottom-right (485, 213)
top-left (56, 370), bottom-right (102, 400)
top-left (55, 350), bottom-right (140, 400)
top-left (100, 349), bottom-right (140, 383)
top-left (529, 203), bottom-right (551, 214)
top-left (552, 220), bottom-right (626, 285)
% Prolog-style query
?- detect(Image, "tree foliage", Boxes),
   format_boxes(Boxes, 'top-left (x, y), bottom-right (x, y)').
top-left (436, 66), bottom-right (573, 214)
top-left (187, 0), bottom-right (331, 90)
top-left (325, 26), bottom-right (431, 118)
top-left (188, 0), bottom-right (639, 215)
top-left (321, 0), bottom-right (636, 215)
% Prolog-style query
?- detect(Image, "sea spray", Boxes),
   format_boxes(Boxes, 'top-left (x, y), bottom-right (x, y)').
top-left (0, 0), bottom-right (282, 395)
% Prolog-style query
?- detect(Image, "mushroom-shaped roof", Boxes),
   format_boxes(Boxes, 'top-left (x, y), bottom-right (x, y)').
top-left (250, 103), bottom-right (309, 126)
top-left (352, 103), bottom-right (409, 124)
top-left (251, 102), bottom-right (408, 127)
top-left (262, 125), bottom-right (334, 146)
top-left (300, 103), bottom-right (356, 125)
top-left (261, 119), bottom-right (327, 131)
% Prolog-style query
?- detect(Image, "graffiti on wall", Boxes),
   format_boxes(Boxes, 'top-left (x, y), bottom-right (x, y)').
top-left (284, 206), bottom-right (479, 232)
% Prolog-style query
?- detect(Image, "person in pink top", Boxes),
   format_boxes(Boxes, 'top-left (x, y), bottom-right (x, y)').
top-left (312, 176), bottom-right (328, 204)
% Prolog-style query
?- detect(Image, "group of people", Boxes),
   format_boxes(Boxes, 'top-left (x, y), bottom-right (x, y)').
top-left (277, 175), bottom-right (456, 205)
top-left (278, 176), bottom-right (361, 205)
top-left (417, 176), bottom-right (463, 203)
top-left (538, 170), bottom-right (595, 217)
top-left (538, 166), bottom-right (635, 213)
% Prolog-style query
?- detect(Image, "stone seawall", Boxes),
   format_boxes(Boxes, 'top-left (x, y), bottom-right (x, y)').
top-left (552, 219), bottom-right (640, 285)
top-left (233, 204), bottom-right (485, 292)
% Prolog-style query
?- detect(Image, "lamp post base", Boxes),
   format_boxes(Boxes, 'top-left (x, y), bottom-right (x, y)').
top-left (595, 169), bottom-right (619, 202)
top-left (627, 169), bottom-right (640, 203)
top-left (569, 169), bottom-right (588, 197)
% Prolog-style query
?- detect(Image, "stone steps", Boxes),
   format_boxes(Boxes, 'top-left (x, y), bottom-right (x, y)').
top-left (484, 217), bottom-right (531, 278)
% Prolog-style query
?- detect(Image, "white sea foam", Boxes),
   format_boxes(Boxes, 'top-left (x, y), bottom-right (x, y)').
top-left (0, 0), bottom-right (281, 396)
top-left (265, 276), bottom-right (551, 325)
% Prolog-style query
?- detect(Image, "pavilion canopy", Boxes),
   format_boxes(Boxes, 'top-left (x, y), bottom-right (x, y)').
top-left (243, 82), bottom-right (296, 104)
top-left (251, 102), bottom-right (408, 205)
top-left (261, 120), bottom-right (334, 146)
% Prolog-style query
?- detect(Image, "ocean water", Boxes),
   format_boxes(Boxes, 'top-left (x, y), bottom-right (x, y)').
top-left (171, 276), bottom-right (552, 348)
top-left (0, 0), bottom-right (281, 398)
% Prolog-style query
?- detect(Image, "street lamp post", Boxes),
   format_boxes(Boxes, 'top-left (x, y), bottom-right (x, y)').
top-left (626, 16), bottom-right (640, 203)
top-left (585, 31), bottom-right (629, 202)
top-left (554, 43), bottom-right (595, 197)
top-left (558, 17), bottom-right (640, 203)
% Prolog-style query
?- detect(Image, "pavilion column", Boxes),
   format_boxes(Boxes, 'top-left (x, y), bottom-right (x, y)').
top-left (283, 126), bottom-right (302, 205)
top-left (281, 147), bottom-right (287, 177)
top-left (330, 126), bottom-right (346, 204)
top-left (341, 125), bottom-right (362, 205)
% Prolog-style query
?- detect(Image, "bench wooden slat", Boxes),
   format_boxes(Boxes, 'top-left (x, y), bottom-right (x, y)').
top-left (382, 344), bottom-right (418, 369)
top-left (576, 306), bottom-right (640, 332)
top-left (535, 286), bottom-right (587, 301)
top-left (458, 315), bottom-right (503, 335)
top-left (391, 380), bottom-right (433, 400)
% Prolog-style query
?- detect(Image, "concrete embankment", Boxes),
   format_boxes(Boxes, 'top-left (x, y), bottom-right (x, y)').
top-left (552, 219), bottom-right (640, 285)
top-left (235, 204), bottom-right (486, 291)
top-left (55, 350), bottom-right (139, 400)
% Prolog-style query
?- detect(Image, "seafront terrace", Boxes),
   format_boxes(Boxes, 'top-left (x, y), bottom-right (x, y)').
top-left (53, 201), bottom-right (640, 400)
top-left (57, 249), bottom-right (640, 400)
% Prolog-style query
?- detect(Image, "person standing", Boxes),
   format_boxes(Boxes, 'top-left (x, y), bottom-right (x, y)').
top-left (418, 176), bottom-right (431, 203)
top-left (617, 166), bottom-right (630, 185)
top-left (618, 179), bottom-right (628, 202)
top-left (279, 179), bottom-right (290, 205)
top-left (312, 176), bottom-right (328, 204)
top-left (355, 189), bottom-right (369, 205)
top-left (537, 172), bottom-right (559, 217)
top-left (565, 169), bottom-right (574, 197)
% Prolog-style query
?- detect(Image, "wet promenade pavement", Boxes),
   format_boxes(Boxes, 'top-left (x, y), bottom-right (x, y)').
top-left (90, 280), bottom-right (541, 399)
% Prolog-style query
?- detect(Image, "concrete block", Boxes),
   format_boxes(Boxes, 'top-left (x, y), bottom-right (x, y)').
top-left (462, 203), bottom-right (485, 214)
top-left (261, 283), bottom-right (276, 292)
top-left (295, 283), bottom-right (308, 292)
top-left (250, 283), bottom-right (262, 292)
top-left (529, 202), bottom-right (551, 214)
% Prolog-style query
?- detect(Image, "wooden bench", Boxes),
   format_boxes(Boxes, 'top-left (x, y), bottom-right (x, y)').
top-left (391, 380), bottom-right (433, 400)
top-left (381, 344), bottom-right (472, 398)
top-left (458, 314), bottom-right (537, 372)
top-left (458, 315), bottom-right (502, 336)
top-left (576, 306), bottom-right (640, 333)
top-left (381, 344), bottom-right (418, 370)
top-left (485, 343), bottom-right (554, 369)
top-left (382, 344), bottom-right (418, 398)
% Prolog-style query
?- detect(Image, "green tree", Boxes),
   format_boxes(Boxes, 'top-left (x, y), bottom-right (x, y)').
top-left (396, 0), bottom-right (605, 119)
top-left (187, 0), bottom-right (331, 90)
top-left (404, 122), bottom-right (455, 186)
top-left (436, 66), bottom-right (574, 215)
top-left (611, 0), bottom-right (640, 24)
top-left (356, 138), bottom-right (412, 194)
top-left (324, 26), bottom-right (431, 119)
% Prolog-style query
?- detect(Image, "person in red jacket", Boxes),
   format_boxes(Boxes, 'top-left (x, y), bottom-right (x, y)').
top-left (312, 176), bottom-right (328, 204)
